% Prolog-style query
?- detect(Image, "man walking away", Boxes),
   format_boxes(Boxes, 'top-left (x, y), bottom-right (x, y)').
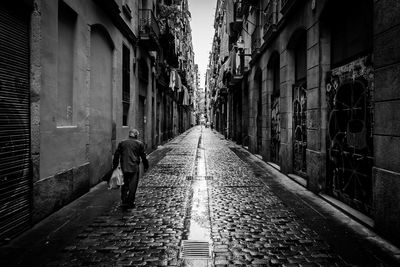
top-left (113, 129), bottom-right (149, 209)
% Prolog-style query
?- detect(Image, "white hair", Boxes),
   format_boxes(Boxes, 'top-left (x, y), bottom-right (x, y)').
top-left (129, 128), bottom-right (139, 138)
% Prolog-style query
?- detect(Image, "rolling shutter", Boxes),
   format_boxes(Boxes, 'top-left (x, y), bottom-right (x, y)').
top-left (0, 4), bottom-right (31, 243)
top-left (138, 95), bottom-right (146, 143)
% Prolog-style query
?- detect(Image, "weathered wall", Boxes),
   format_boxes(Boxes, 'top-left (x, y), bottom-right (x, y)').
top-left (32, 0), bottom-right (138, 222)
top-left (373, 0), bottom-right (400, 244)
top-left (245, 0), bottom-right (400, 245)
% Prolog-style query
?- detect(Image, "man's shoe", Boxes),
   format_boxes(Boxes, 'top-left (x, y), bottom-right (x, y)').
top-left (126, 203), bottom-right (135, 209)
top-left (120, 202), bottom-right (129, 208)
top-left (120, 203), bottom-right (135, 210)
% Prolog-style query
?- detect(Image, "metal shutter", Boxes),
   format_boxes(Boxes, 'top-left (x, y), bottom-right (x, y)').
top-left (138, 95), bottom-right (146, 144)
top-left (0, 4), bottom-right (31, 243)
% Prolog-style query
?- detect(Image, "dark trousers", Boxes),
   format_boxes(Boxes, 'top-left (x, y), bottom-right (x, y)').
top-left (121, 171), bottom-right (139, 205)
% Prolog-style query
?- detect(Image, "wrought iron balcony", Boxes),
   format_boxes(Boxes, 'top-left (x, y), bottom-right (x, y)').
top-left (263, 0), bottom-right (278, 41)
top-left (230, 1), bottom-right (244, 33)
top-left (139, 9), bottom-right (160, 51)
top-left (221, 46), bottom-right (250, 86)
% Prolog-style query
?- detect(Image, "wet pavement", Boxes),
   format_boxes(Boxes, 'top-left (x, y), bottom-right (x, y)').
top-left (49, 130), bottom-right (200, 267)
top-left (204, 131), bottom-right (346, 266)
top-left (1, 126), bottom-right (400, 266)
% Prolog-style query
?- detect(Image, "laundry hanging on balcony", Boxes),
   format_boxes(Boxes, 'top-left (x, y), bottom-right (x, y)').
top-left (169, 69), bottom-right (182, 91)
top-left (229, 47), bottom-right (242, 76)
top-left (182, 85), bottom-right (190, 105)
top-left (176, 73), bottom-right (182, 91)
top-left (169, 69), bottom-right (176, 90)
top-left (217, 57), bottom-right (231, 88)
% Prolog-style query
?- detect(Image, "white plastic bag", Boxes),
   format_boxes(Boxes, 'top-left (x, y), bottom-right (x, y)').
top-left (108, 167), bottom-right (124, 189)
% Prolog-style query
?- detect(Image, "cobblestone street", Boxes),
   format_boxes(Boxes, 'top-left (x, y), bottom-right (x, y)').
top-left (204, 130), bottom-right (346, 267)
top-left (2, 126), bottom-right (399, 267)
top-left (46, 130), bottom-right (200, 267)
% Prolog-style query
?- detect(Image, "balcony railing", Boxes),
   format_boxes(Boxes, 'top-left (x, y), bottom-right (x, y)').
top-left (139, 9), bottom-right (160, 50)
top-left (230, 0), bottom-right (244, 33)
top-left (263, 0), bottom-right (278, 41)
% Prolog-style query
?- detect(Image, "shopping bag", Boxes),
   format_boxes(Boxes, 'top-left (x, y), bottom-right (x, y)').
top-left (108, 167), bottom-right (124, 189)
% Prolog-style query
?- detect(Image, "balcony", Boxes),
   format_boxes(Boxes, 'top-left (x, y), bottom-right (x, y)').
top-left (222, 47), bottom-right (249, 86)
top-left (139, 9), bottom-right (160, 51)
top-left (230, 1), bottom-right (244, 33)
top-left (242, 0), bottom-right (258, 6)
top-left (263, 0), bottom-right (278, 41)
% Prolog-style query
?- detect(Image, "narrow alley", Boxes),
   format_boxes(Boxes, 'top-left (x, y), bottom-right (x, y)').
top-left (2, 1), bottom-right (400, 266)
top-left (1, 127), bottom-right (399, 267)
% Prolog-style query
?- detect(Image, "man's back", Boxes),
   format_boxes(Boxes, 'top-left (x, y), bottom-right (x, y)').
top-left (113, 129), bottom-right (148, 209)
top-left (115, 138), bottom-right (147, 173)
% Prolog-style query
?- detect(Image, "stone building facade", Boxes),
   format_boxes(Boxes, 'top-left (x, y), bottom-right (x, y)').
top-left (207, 0), bottom-right (400, 245)
top-left (0, 0), bottom-right (197, 243)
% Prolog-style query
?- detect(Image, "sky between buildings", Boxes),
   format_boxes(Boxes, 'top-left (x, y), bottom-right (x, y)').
top-left (188, 0), bottom-right (216, 88)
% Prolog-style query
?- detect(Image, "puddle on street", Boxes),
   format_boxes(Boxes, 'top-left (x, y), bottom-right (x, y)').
top-left (183, 133), bottom-right (212, 266)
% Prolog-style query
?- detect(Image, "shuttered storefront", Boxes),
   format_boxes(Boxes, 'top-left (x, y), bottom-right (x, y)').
top-left (0, 4), bottom-right (31, 243)
top-left (138, 95), bottom-right (146, 144)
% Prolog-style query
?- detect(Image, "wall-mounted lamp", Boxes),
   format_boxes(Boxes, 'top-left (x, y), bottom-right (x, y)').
top-left (236, 36), bottom-right (252, 56)
top-left (149, 51), bottom-right (158, 67)
top-left (236, 36), bottom-right (245, 50)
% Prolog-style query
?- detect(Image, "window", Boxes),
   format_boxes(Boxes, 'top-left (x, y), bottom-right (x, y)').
top-left (329, 0), bottom-right (372, 67)
top-left (122, 44), bottom-right (130, 126)
top-left (57, 1), bottom-right (77, 126)
top-left (272, 56), bottom-right (280, 97)
top-left (133, 46), bottom-right (137, 75)
top-left (294, 33), bottom-right (306, 82)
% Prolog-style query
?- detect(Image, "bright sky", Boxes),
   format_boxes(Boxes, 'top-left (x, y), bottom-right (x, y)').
top-left (188, 0), bottom-right (216, 88)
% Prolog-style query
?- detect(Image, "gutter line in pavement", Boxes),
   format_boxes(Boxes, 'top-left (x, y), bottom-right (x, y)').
top-left (182, 130), bottom-right (213, 267)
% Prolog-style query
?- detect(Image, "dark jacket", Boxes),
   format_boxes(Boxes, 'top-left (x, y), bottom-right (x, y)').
top-left (113, 138), bottom-right (149, 173)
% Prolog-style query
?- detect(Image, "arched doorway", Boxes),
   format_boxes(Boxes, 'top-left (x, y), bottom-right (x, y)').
top-left (89, 25), bottom-right (114, 186)
top-left (327, 78), bottom-right (373, 215)
top-left (291, 31), bottom-right (307, 178)
top-left (255, 68), bottom-right (263, 154)
top-left (268, 52), bottom-right (280, 166)
top-left (138, 58), bottom-right (149, 144)
top-left (323, 0), bottom-right (373, 215)
top-left (242, 79), bottom-right (249, 147)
